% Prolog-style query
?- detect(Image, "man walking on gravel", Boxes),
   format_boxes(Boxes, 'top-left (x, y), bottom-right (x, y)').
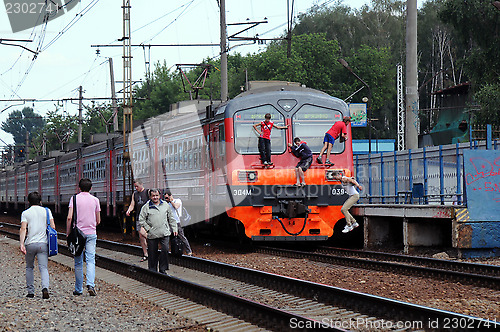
top-left (66, 178), bottom-right (101, 296)
top-left (138, 189), bottom-right (178, 273)
top-left (20, 191), bottom-right (56, 299)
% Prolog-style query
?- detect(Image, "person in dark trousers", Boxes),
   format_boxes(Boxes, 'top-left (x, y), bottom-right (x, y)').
top-left (333, 172), bottom-right (363, 233)
top-left (126, 180), bottom-right (149, 262)
top-left (288, 137), bottom-right (313, 187)
top-left (20, 191), bottom-right (56, 299)
top-left (138, 189), bottom-right (177, 273)
top-left (317, 116), bottom-right (351, 165)
top-left (253, 113), bottom-right (289, 165)
top-left (164, 189), bottom-right (193, 256)
top-left (66, 178), bottom-right (101, 296)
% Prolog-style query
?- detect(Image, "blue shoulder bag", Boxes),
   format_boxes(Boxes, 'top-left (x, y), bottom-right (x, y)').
top-left (46, 207), bottom-right (58, 257)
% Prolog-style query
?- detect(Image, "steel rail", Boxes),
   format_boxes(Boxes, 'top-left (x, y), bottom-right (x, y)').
top-left (96, 236), bottom-right (499, 330)
top-left (316, 246), bottom-right (500, 277)
top-left (254, 245), bottom-right (500, 290)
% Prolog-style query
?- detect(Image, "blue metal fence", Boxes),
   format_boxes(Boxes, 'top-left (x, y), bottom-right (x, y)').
top-left (355, 140), bottom-right (500, 205)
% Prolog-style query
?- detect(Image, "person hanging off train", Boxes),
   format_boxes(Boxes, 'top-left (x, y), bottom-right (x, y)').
top-left (253, 113), bottom-right (289, 166)
top-left (288, 137), bottom-right (312, 187)
top-left (316, 116), bottom-right (351, 165)
top-left (333, 172), bottom-right (363, 233)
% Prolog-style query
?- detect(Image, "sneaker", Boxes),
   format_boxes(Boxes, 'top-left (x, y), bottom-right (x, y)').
top-left (140, 256), bottom-right (148, 262)
top-left (73, 291), bottom-right (82, 296)
top-left (316, 156), bottom-right (323, 164)
top-left (26, 293), bottom-right (34, 298)
top-left (42, 288), bottom-right (49, 299)
top-left (87, 286), bottom-right (97, 296)
top-left (352, 221), bottom-right (359, 229)
top-left (325, 160), bottom-right (334, 165)
top-left (342, 225), bottom-right (353, 233)
top-left (263, 161), bottom-right (269, 165)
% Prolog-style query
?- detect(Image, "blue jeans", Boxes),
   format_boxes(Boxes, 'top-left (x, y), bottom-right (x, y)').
top-left (25, 242), bottom-right (49, 294)
top-left (74, 234), bottom-right (97, 293)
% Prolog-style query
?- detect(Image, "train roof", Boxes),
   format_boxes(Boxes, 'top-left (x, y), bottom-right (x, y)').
top-left (234, 81), bottom-right (329, 99)
top-left (223, 81), bottom-right (347, 119)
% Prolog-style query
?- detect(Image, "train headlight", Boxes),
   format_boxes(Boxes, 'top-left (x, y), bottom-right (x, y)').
top-left (325, 170), bottom-right (337, 181)
top-left (238, 171), bottom-right (258, 182)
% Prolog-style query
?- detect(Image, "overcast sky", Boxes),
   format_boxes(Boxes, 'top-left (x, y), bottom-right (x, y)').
top-left (0, 0), bottom-right (371, 146)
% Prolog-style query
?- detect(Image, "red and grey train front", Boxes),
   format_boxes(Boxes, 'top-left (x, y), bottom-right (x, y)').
top-left (221, 86), bottom-right (354, 241)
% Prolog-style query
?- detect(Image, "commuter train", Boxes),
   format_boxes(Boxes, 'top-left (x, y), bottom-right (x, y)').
top-left (0, 81), bottom-right (354, 241)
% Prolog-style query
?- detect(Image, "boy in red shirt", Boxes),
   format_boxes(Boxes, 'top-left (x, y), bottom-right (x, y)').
top-left (253, 113), bottom-right (289, 165)
top-left (316, 116), bottom-right (351, 165)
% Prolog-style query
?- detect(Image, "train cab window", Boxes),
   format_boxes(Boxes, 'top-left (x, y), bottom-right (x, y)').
top-left (233, 106), bottom-right (286, 154)
top-left (292, 105), bottom-right (345, 153)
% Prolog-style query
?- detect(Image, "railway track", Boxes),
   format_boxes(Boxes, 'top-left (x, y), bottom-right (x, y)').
top-left (253, 245), bottom-right (500, 290)
top-left (2, 222), bottom-right (499, 331)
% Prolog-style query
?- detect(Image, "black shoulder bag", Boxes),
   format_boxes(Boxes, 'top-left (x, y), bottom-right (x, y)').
top-left (67, 195), bottom-right (86, 256)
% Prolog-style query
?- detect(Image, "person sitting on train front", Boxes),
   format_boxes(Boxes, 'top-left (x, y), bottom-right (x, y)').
top-left (288, 137), bottom-right (312, 187)
top-left (253, 113), bottom-right (289, 166)
top-left (316, 116), bottom-right (351, 165)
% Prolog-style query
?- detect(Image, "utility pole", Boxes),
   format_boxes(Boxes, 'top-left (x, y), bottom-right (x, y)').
top-left (109, 57), bottom-right (119, 132)
top-left (122, 0), bottom-right (133, 234)
top-left (405, 0), bottom-right (419, 149)
top-left (220, 0), bottom-right (228, 101)
top-left (25, 131), bottom-right (29, 160)
top-left (286, 0), bottom-right (293, 58)
top-left (78, 85), bottom-right (83, 143)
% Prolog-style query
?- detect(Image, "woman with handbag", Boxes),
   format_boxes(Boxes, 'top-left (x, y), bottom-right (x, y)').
top-left (19, 191), bottom-right (56, 299)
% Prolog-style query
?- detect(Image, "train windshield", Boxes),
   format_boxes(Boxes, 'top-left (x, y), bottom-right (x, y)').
top-left (233, 105), bottom-right (286, 154)
top-left (292, 105), bottom-right (345, 153)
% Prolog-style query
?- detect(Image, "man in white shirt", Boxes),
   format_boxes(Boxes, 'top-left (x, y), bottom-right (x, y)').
top-left (20, 191), bottom-right (56, 299)
top-left (164, 189), bottom-right (193, 256)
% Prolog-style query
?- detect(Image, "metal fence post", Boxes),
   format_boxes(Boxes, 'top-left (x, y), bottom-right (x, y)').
top-left (380, 153), bottom-right (385, 204)
top-left (394, 151), bottom-right (398, 204)
top-left (408, 149), bottom-right (413, 204)
top-left (423, 146), bottom-right (428, 204)
top-left (456, 143), bottom-right (462, 205)
top-left (368, 153), bottom-right (372, 204)
top-left (439, 145), bottom-right (444, 205)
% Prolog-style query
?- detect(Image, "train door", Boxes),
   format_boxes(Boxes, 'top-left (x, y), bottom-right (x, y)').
top-left (208, 125), bottom-right (217, 215)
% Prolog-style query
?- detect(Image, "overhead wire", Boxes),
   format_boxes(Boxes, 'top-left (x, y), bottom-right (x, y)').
top-left (41, 0), bottom-right (102, 52)
top-left (2, 0), bottom-right (103, 106)
top-left (140, 0), bottom-right (197, 45)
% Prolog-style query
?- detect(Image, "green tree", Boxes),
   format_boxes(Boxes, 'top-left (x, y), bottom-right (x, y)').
top-left (31, 109), bottom-right (78, 152)
top-left (1, 107), bottom-right (45, 146)
top-left (82, 103), bottom-right (115, 140)
top-left (439, 0), bottom-right (500, 125)
top-left (133, 62), bottom-right (184, 120)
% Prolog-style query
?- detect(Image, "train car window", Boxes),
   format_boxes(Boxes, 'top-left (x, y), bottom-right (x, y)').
top-left (218, 126), bottom-right (225, 156)
top-left (292, 105), bottom-right (345, 154)
top-left (233, 105), bottom-right (286, 154)
top-left (188, 141), bottom-right (193, 169)
top-left (183, 142), bottom-right (187, 169)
